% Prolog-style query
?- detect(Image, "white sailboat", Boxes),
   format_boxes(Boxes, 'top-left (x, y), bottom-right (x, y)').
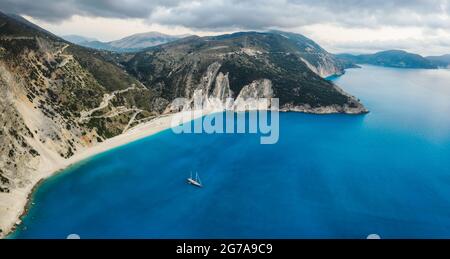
top-left (187, 172), bottom-right (202, 187)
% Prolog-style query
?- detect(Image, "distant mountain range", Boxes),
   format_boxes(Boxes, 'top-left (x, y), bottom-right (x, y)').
top-left (63, 32), bottom-right (190, 52)
top-left (337, 50), bottom-right (450, 69)
top-left (336, 50), bottom-right (438, 69)
top-left (425, 54), bottom-right (450, 68)
top-left (62, 34), bottom-right (98, 44)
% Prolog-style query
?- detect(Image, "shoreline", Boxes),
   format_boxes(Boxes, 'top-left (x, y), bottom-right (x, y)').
top-left (1, 111), bottom-right (203, 238)
top-left (0, 107), bottom-right (368, 238)
top-left (6, 178), bottom-right (44, 238)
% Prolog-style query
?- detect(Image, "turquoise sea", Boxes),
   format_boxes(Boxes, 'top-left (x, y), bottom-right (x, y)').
top-left (11, 65), bottom-right (450, 239)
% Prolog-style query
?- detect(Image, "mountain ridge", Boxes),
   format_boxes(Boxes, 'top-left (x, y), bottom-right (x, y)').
top-left (123, 31), bottom-right (367, 113)
top-left (68, 31), bottom-right (190, 53)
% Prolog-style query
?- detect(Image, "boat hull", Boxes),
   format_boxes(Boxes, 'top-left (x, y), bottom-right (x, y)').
top-left (187, 178), bottom-right (202, 187)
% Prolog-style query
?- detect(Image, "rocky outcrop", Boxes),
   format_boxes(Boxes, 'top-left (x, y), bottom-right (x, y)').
top-left (234, 79), bottom-right (274, 111)
top-left (280, 102), bottom-right (368, 114)
top-left (163, 62), bottom-right (367, 114)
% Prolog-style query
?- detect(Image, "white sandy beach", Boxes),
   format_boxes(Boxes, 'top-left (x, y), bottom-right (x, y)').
top-left (0, 111), bottom-right (204, 238)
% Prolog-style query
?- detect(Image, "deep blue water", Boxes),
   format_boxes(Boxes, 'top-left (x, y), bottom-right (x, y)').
top-left (11, 65), bottom-right (450, 239)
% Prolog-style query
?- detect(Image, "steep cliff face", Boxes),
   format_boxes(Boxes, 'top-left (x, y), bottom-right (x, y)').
top-left (0, 73), bottom-right (39, 194)
top-left (163, 62), bottom-right (277, 112)
top-left (124, 32), bottom-right (367, 114)
top-left (270, 31), bottom-right (349, 78)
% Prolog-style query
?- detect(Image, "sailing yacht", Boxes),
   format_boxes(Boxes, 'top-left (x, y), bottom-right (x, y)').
top-left (187, 172), bottom-right (202, 187)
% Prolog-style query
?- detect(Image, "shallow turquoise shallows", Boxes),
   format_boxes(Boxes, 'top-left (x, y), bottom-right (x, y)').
top-left (11, 65), bottom-right (450, 239)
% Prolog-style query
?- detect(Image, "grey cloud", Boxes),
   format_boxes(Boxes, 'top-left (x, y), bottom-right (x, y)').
top-left (0, 0), bottom-right (181, 22)
top-left (325, 37), bottom-right (450, 56)
top-left (1, 0), bottom-right (450, 30)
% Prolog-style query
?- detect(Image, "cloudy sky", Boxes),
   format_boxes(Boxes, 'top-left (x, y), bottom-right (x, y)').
top-left (1, 0), bottom-right (450, 55)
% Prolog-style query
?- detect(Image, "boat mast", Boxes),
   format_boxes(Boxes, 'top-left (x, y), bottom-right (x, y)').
top-left (196, 172), bottom-right (201, 185)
